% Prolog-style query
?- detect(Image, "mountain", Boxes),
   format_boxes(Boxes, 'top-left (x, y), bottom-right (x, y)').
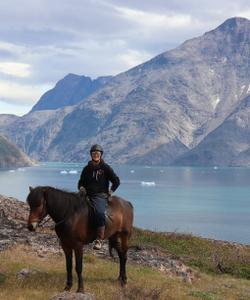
top-left (174, 94), bottom-right (250, 166)
top-left (31, 74), bottom-right (112, 112)
top-left (1, 17), bottom-right (250, 166)
top-left (0, 107), bottom-right (74, 161)
top-left (0, 114), bottom-right (20, 128)
top-left (0, 135), bottom-right (35, 168)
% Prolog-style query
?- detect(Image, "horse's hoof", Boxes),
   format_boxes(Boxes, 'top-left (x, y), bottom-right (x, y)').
top-left (117, 276), bottom-right (127, 287)
top-left (77, 288), bottom-right (84, 293)
top-left (121, 279), bottom-right (127, 287)
top-left (64, 285), bottom-right (72, 291)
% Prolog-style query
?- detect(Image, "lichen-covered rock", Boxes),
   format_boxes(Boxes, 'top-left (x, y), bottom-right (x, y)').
top-left (16, 268), bottom-right (41, 280)
top-left (49, 291), bottom-right (95, 300)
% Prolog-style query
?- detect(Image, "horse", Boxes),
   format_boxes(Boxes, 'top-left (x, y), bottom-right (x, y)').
top-left (27, 186), bottom-right (134, 293)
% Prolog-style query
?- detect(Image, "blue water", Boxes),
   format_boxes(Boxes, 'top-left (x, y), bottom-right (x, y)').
top-left (0, 162), bottom-right (250, 245)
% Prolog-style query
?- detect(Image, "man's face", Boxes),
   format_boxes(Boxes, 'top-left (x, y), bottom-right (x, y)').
top-left (91, 151), bottom-right (101, 162)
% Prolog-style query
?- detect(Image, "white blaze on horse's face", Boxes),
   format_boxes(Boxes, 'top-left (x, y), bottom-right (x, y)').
top-left (28, 209), bottom-right (42, 231)
top-left (31, 221), bottom-right (38, 230)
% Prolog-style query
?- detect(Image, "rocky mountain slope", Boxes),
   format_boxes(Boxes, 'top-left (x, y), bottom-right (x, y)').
top-left (31, 74), bottom-right (112, 112)
top-left (0, 135), bottom-right (35, 168)
top-left (0, 114), bottom-right (19, 128)
top-left (1, 17), bottom-right (250, 166)
top-left (174, 94), bottom-right (250, 166)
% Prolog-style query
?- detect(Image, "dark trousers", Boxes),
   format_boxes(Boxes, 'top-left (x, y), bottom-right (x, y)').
top-left (90, 193), bottom-right (108, 227)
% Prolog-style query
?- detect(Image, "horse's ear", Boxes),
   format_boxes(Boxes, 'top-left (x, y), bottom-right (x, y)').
top-left (29, 186), bottom-right (33, 192)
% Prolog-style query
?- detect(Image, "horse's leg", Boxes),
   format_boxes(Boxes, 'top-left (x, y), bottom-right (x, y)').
top-left (116, 233), bottom-right (129, 286)
top-left (74, 247), bottom-right (84, 293)
top-left (62, 245), bottom-right (73, 291)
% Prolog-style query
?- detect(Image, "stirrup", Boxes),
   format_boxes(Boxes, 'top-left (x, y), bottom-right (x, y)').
top-left (93, 239), bottom-right (102, 250)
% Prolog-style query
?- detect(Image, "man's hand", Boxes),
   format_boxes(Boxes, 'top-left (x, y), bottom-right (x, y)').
top-left (79, 186), bottom-right (86, 195)
top-left (107, 190), bottom-right (113, 203)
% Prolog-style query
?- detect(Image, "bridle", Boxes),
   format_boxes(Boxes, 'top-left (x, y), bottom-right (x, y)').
top-left (29, 192), bottom-right (49, 227)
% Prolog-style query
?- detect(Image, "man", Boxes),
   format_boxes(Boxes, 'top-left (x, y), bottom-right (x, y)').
top-left (78, 144), bottom-right (120, 250)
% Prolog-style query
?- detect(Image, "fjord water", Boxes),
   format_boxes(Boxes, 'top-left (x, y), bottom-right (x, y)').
top-left (0, 162), bottom-right (249, 245)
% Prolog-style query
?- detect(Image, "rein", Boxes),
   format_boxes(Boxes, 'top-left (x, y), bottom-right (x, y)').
top-left (54, 210), bottom-right (72, 227)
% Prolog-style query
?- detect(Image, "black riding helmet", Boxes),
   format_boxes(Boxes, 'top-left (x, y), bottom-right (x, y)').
top-left (90, 144), bottom-right (103, 155)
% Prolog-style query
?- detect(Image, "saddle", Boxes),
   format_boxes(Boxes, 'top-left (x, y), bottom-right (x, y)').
top-left (78, 191), bottom-right (114, 226)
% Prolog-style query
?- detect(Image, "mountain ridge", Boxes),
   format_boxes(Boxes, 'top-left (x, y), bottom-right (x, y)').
top-left (1, 17), bottom-right (250, 166)
top-left (31, 74), bottom-right (112, 112)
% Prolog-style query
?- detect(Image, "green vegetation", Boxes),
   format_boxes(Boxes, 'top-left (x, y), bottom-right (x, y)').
top-left (0, 228), bottom-right (250, 299)
top-left (131, 228), bottom-right (250, 279)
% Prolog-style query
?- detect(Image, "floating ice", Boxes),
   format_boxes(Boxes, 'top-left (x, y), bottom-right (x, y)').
top-left (130, 170), bottom-right (135, 173)
top-left (60, 170), bottom-right (68, 174)
top-left (17, 168), bottom-right (25, 172)
top-left (9, 170), bottom-right (15, 173)
top-left (213, 166), bottom-right (218, 170)
top-left (141, 181), bottom-right (156, 186)
top-left (69, 170), bottom-right (78, 174)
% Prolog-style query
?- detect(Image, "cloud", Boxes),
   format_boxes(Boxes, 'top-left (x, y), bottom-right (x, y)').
top-left (0, 0), bottom-right (250, 115)
top-left (0, 62), bottom-right (31, 78)
top-left (0, 80), bottom-right (50, 105)
top-left (118, 49), bottom-right (152, 69)
top-left (114, 6), bottom-right (192, 29)
top-left (0, 100), bottom-right (31, 116)
top-left (238, 9), bottom-right (250, 19)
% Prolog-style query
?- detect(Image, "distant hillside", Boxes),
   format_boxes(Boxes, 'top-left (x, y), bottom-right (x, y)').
top-left (174, 95), bottom-right (250, 166)
top-left (31, 74), bottom-right (112, 112)
top-left (0, 135), bottom-right (35, 168)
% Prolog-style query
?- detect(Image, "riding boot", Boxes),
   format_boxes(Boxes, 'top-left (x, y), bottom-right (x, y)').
top-left (93, 226), bottom-right (105, 250)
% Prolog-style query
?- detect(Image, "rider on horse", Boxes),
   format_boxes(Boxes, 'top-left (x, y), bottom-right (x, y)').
top-left (78, 144), bottom-right (120, 250)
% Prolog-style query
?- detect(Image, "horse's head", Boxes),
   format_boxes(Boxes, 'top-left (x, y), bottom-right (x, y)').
top-left (27, 186), bottom-right (48, 231)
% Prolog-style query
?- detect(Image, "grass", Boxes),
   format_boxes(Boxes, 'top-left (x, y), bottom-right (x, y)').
top-left (131, 227), bottom-right (250, 279)
top-left (0, 229), bottom-right (250, 299)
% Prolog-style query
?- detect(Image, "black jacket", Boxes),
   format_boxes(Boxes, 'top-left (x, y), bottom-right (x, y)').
top-left (77, 159), bottom-right (120, 196)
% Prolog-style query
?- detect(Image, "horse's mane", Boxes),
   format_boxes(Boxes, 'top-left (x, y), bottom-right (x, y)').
top-left (38, 186), bottom-right (87, 213)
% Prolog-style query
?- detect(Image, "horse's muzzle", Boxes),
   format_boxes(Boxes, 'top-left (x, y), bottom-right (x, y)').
top-left (27, 222), bottom-right (38, 231)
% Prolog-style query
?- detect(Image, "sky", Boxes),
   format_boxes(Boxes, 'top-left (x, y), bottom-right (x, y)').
top-left (0, 0), bottom-right (250, 116)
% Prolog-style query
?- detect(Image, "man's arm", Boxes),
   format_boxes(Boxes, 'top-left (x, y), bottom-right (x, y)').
top-left (78, 167), bottom-right (87, 190)
top-left (106, 165), bottom-right (120, 193)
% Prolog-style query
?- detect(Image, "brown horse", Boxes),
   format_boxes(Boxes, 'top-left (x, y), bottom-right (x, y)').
top-left (27, 186), bottom-right (133, 293)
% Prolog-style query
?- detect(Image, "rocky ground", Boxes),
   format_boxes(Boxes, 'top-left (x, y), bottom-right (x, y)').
top-left (0, 194), bottom-right (197, 288)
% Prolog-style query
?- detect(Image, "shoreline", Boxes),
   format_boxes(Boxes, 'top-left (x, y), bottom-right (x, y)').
top-left (0, 193), bottom-right (249, 248)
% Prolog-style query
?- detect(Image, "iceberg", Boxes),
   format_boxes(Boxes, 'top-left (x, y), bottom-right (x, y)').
top-left (141, 181), bottom-right (156, 186)
top-left (60, 170), bottom-right (68, 174)
top-left (69, 170), bottom-right (78, 174)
